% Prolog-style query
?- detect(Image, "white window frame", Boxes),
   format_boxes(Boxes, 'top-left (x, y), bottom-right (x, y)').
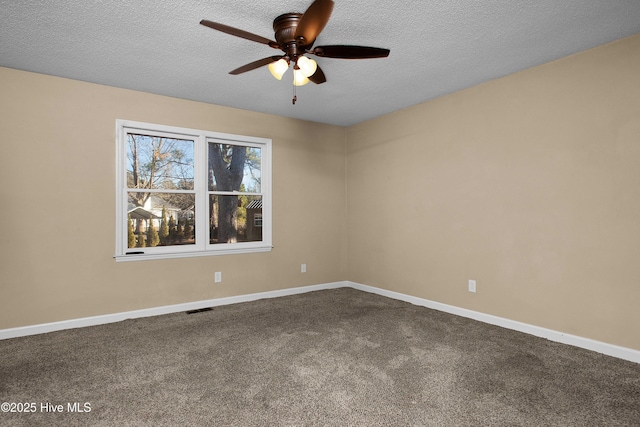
top-left (115, 119), bottom-right (272, 262)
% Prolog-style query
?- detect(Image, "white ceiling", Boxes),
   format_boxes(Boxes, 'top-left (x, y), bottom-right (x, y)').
top-left (1, 0), bottom-right (640, 127)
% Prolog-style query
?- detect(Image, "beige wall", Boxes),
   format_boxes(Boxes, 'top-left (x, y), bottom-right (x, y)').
top-left (2, 34), bottom-right (639, 352)
top-left (0, 67), bottom-right (348, 328)
top-left (347, 35), bottom-right (640, 350)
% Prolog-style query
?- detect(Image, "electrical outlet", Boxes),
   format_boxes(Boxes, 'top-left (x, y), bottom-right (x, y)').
top-left (301, 263), bottom-right (307, 273)
top-left (214, 272), bottom-right (222, 283)
top-left (468, 279), bottom-right (476, 293)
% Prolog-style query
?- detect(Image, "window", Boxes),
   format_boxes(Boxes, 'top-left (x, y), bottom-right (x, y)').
top-left (254, 213), bottom-right (263, 227)
top-left (115, 120), bottom-right (271, 261)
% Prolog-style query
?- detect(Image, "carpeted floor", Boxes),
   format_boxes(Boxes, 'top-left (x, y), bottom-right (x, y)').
top-left (0, 288), bottom-right (639, 426)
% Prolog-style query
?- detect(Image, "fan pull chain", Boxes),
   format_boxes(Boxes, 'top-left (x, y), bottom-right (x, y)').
top-left (292, 84), bottom-right (297, 105)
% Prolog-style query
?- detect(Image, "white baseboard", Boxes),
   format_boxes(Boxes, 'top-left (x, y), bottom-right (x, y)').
top-left (347, 281), bottom-right (640, 364)
top-left (1, 279), bottom-right (638, 364)
top-left (0, 281), bottom-right (347, 341)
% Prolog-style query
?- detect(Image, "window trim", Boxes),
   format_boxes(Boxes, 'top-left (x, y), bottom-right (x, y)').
top-left (115, 119), bottom-right (272, 262)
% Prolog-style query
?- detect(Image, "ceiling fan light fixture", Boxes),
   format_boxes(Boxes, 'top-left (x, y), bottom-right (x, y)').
top-left (293, 67), bottom-right (310, 86)
top-left (297, 55), bottom-right (317, 78)
top-left (200, 0), bottom-right (391, 103)
top-left (268, 58), bottom-right (289, 80)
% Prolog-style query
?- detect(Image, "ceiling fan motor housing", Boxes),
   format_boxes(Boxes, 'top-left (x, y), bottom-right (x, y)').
top-left (273, 13), bottom-right (306, 59)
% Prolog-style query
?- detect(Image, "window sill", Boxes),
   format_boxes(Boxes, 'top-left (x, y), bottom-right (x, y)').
top-left (114, 245), bottom-right (273, 262)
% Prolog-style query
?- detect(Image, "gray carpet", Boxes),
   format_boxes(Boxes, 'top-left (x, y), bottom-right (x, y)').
top-left (1, 288), bottom-right (639, 426)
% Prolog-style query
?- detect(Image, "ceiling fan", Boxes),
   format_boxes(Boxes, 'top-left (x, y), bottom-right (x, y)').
top-left (200, 0), bottom-right (390, 103)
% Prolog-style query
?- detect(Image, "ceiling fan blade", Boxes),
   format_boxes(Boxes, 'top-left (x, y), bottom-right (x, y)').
top-left (312, 45), bottom-right (390, 59)
top-left (229, 56), bottom-right (284, 75)
top-left (294, 0), bottom-right (334, 46)
top-left (308, 65), bottom-right (326, 84)
top-left (200, 20), bottom-right (278, 48)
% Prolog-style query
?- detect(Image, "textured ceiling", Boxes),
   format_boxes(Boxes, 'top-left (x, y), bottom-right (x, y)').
top-left (1, 0), bottom-right (640, 126)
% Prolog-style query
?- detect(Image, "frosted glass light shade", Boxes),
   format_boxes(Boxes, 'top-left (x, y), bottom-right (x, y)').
top-left (297, 56), bottom-right (317, 78)
top-left (293, 68), bottom-right (309, 86)
top-left (268, 59), bottom-right (289, 80)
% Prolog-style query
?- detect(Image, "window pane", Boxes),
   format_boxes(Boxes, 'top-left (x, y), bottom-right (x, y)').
top-left (209, 195), bottom-right (262, 244)
top-left (127, 193), bottom-right (195, 248)
top-left (208, 143), bottom-right (261, 192)
top-left (127, 133), bottom-right (194, 191)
